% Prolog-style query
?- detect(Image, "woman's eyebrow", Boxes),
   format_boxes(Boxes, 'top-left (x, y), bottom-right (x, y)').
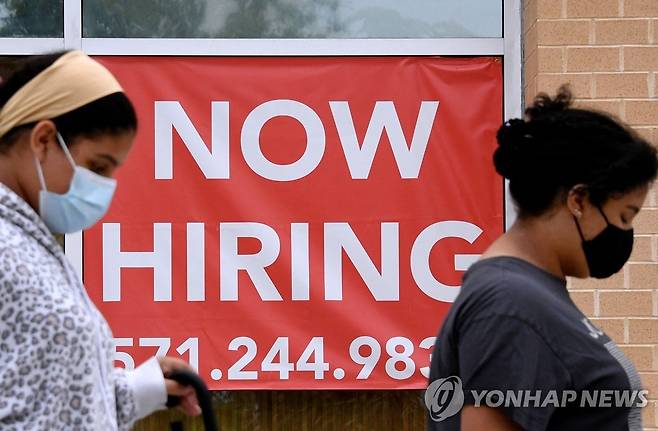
top-left (96, 154), bottom-right (119, 167)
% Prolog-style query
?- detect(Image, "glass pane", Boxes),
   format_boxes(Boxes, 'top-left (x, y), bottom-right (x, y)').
top-left (0, 0), bottom-right (63, 37)
top-left (83, 0), bottom-right (502, 38)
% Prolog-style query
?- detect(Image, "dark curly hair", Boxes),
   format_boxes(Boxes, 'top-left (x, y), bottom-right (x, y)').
top-left (0, 51), bottom-right (136, 153)
top-left (494, 86), bottom-right (657, 218)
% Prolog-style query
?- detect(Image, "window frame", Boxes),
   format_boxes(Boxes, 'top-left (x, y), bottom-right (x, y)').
top-left (0, 38), bottom-right (64, 54)
top-left (0, 0), bottom-right (521, 277)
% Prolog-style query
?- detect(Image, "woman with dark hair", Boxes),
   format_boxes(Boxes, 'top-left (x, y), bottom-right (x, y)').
top-left (0, 51), bottom-right (201, 430)
top-left (427, 87), bottom-right (658, 431)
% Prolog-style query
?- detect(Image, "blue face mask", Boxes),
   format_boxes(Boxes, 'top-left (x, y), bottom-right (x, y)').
top-left (34, 133), bottom-right (117, 234)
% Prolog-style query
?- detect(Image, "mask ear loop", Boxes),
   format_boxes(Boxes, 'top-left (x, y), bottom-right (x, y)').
top-left (570, 185), bottom-right (589, 242)
top-left (56, 132), bottom-right (77, 167)
top-left (34, 133), bottom-right (77, 195)
top-left (596, 206), bottom-right (611, 225)
top-left (33, 156), bottom-right (48, 192)
top-left (573, 214), bottom-right (586, 242)
top-left (574, 205), bottom-right (613, 244)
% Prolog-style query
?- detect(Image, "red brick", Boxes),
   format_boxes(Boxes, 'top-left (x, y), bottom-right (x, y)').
top-left (537, 73), bottom-right (593, 98)
top-left (567, 0), bottom-right (619, 18)
top-left (624, 47), bottom-right (658, 71)
top-left (569, 269), bottom-right (625, 289)
top-left (599, 290), bottom-right (653, 316)
top-left (595, 73), bottom-right (649, 97)
top-left (630, 236), bottom-right (654, 262)
top-left (566, 47), bottom-right (620, 72)
top-left (594, 19), bottom-right (650, 45)
top-left (619, 345), bottom-right (656, 371)
top-left (537, 19), bottom-right (591, 45)
top-left (592, 318), bottom-right (626, 342)
top-left (629, 318), bottom-right (658, 343)
top-left (626, 100), bottom-right (658, 125)
top-left (624, 0), bottom-right (658, 17)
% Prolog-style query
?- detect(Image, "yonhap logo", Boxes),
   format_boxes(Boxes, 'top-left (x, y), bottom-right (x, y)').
top-left (425, 376), bottom-right (465, 422)
top-left (424, 377), bottom-right (648, 420)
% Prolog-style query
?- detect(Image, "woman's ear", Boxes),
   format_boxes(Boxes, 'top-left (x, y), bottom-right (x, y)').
top-left (567, 184), bottom-right (588, 218)
top-left (29, 120), bottom-right (57, 163)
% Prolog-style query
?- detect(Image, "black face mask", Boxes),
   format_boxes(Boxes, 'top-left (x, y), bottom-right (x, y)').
top-left (574, 207), bottom-right (634, 279)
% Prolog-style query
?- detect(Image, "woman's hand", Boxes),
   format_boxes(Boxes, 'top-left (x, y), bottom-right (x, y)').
top-left (158, 356), bottom-right (202, 416)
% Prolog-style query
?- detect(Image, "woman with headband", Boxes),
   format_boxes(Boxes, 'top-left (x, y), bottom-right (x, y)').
top-left (0, 51), bottom-right (201, 430)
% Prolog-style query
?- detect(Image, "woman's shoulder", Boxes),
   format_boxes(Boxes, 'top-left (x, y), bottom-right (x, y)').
top-left (0, 217), bottom-right (29, 268)
top-left (454, 256), bottom-right (571, 324)
top-left (0, 216), bottom-right (61, 286)
top-left (0, 213), bottom-right (24, 243)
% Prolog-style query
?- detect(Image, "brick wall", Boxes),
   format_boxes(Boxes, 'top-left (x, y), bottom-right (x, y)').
top-left (523, 0), bottom-right (658, 429)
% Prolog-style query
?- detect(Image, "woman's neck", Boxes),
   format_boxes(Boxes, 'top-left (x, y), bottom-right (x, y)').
top-left (481, 218), bottom-right (567, 280)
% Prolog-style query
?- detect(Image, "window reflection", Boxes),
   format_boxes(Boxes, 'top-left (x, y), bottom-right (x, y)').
top-left (83, 0), bottom-right (502, 38)
top-left (0, 0), bottom-right (63, 37)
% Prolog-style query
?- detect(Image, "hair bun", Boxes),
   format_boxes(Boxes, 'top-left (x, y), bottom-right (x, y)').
top-left (494, 119), bottom-right (530, 180)
top-left (525, 85), bottom-right (573, 121)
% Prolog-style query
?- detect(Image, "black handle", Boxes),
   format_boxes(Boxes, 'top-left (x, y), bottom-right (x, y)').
top-left (165, 369), bottom-right (218, 431)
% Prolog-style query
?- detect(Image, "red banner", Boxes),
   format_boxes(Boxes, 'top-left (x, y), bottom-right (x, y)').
top-left (83, 56), bottom-right (503, 389)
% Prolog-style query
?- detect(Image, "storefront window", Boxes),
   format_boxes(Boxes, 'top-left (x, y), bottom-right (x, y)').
top-left (0, 0), bottom-right (64, 37)
top-left (83, 0), bottom-right (502, 38)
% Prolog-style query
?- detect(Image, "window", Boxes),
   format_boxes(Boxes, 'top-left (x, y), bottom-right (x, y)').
top-left (0, 2), bottom-right (521, 429)
top-left (82, 0), bottom-right (502, 38)
top-left (0, 0), bottom-right (64, 37)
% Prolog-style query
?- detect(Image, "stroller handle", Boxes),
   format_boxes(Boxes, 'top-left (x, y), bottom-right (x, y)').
top-left (165, 369), bottom-right (219, 431)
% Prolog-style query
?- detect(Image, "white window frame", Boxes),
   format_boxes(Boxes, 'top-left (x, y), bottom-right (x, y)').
top-left (0, 38), bottom-right (65, 54)
top-left (0, 0), bottom-right (522, 278)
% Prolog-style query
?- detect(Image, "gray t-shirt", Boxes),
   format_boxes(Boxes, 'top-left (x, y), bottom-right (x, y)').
top-left (428, 256), bottom-right (643, 431)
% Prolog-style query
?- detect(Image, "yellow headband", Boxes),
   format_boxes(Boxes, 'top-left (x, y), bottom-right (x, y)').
top-left (0, 50), bottom-right (124, 139)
